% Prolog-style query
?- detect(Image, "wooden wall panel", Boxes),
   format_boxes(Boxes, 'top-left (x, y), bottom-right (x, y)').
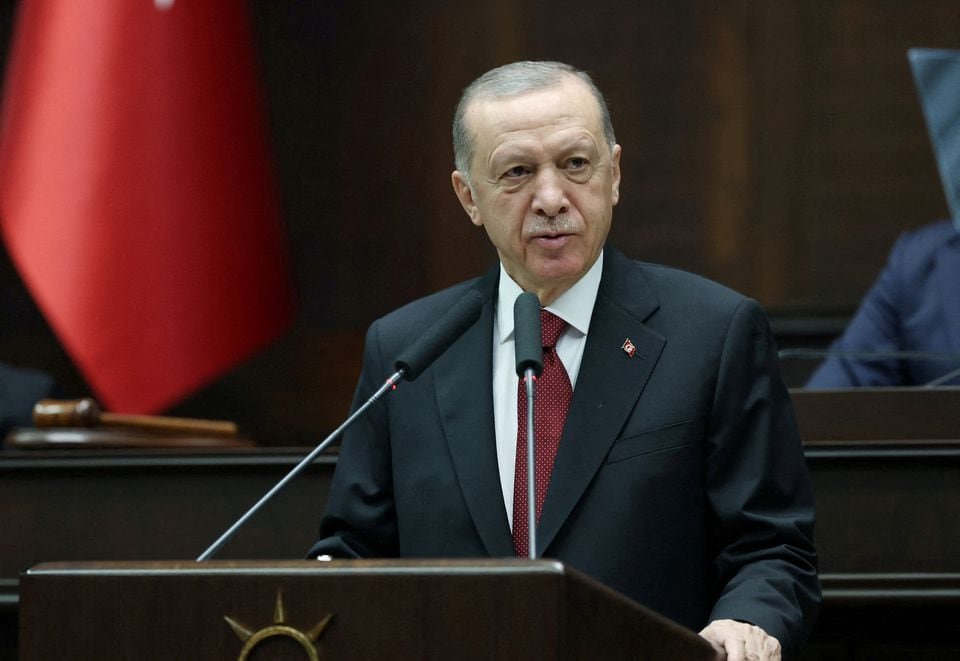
top-left (2, 1), bottom-right (959, 443)
top-left (696, 1), bottom-right (956, 304)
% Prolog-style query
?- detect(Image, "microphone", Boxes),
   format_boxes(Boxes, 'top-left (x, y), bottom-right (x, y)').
top-left (514, 292), bottom-right (543, 378)
top-left (196, 289), bottom-right (484, 561)
top-left (514, 292), bottom-right (542, 559)
top-left (778, 348), bottom-right (960, 362)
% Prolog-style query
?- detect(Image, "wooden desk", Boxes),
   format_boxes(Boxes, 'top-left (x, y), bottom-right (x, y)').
top-left (0, 447), bottom-right (336, 609)
top-left (790, 388), bottom-right (960, 658)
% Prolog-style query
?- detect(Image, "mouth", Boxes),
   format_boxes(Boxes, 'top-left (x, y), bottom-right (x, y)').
top-left (530, 232), bottom-right (574, 249)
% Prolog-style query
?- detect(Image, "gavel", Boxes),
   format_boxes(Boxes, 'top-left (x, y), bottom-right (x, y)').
top-left (33, 398), bottom-right (238, 437)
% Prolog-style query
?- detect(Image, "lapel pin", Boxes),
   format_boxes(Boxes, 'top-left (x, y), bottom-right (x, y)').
top-left (621, 338), bottom-right (637, 358)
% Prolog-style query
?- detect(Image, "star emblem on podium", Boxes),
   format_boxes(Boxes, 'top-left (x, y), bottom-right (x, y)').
top-left (224, 590), bottom-right (333, 660)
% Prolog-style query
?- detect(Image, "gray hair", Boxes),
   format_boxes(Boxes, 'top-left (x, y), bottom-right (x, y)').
top-left (452, 61), bottom-right (616, 181)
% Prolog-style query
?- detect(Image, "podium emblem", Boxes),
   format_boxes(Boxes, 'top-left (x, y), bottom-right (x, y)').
top-left (225, 590), bottom-right (333, 660)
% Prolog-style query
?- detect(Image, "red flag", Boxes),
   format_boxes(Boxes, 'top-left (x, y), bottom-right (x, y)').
top-left (0, 1), bottom-right (294, 413)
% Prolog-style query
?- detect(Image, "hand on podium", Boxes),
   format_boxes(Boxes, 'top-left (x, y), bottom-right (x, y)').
top-left (699, 619), bottom-right (781, 660)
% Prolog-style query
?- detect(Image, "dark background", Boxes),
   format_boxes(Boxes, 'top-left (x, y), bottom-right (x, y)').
top-left (1, 1), bottom-right (957, 445)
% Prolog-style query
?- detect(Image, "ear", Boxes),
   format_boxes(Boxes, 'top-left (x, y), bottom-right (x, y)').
top-left (451, 171), bottom-right (483, 226)
top-left (610, 144), bottom-right (622, 206)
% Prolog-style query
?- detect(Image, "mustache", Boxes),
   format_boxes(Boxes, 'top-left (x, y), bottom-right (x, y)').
top-left (524, 215), bottom-right (581, 237)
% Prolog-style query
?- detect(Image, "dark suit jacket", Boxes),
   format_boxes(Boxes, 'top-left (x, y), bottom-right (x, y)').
top-left (310, 247), bottom-right (820, 654)
top-left (807, 221), bottom-right (960, 387)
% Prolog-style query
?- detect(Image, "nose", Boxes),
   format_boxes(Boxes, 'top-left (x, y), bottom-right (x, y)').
top-left (530, 168), bottom-right (569, 218)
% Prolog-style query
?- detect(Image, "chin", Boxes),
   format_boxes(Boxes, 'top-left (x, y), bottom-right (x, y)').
top-left (531, 258), bottom-right (588, 285)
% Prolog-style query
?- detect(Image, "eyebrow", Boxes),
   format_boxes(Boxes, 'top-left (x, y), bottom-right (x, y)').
top-left (487, 149), bottom-right (534, 175)
top-left (489, 136), bottom-right (599, 170)
top-left (559, 136), bottom-right (598, 152)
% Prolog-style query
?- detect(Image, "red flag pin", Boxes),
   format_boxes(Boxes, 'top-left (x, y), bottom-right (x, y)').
top-left (621, 338), bottom-right (637, 358)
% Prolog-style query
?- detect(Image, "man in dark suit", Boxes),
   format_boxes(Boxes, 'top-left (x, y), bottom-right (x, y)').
top-left (807, 220), bottom-right (960, 387)
top-left (310, 61), bottom-right (819, 659)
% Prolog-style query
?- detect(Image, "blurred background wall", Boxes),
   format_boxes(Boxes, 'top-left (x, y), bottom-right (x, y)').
top-left (1, 0), bottom-right (957, 445)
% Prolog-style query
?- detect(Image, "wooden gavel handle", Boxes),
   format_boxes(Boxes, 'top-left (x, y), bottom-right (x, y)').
top-left (33, 398), bottom-right (238, 437)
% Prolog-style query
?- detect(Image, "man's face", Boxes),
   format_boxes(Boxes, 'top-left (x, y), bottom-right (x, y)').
top-left (452, 76), bottom-right (621, 305)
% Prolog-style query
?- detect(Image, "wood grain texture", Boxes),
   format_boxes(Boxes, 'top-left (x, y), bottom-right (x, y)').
top-left (1, 1), bottom-right (958, 444)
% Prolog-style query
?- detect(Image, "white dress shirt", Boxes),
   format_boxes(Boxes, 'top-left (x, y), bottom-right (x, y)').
top-left (492, 251), bottom-right (603, 529)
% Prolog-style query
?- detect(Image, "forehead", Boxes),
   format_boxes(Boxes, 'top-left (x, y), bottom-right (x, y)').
top-left (464, 77), bottom-right (605, 154)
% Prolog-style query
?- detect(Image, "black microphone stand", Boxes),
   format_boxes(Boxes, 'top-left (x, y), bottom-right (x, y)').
top-left (514, 292), bottom-right (543, 559)
top-left (520, 365), bottom-right (537, 559)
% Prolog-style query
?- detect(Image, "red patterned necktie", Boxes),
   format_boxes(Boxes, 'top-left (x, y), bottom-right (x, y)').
top-left (513, 309), bottom-right (573, 557)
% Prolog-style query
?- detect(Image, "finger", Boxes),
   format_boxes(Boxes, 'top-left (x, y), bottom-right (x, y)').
top-left (743, 637), bottom-right (764, 660)
top-left (761, 636), bottom-right (782, 661)
top-left (724, 638), bottom-right (747, 661)
top-left (756, 634), bottom-right (780, 661)
top-left (747, 638), bottom-right (780, 661)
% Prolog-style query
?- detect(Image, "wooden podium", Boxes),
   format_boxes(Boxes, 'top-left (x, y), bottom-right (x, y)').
top-left (18, 559), bottom-right (718, 660)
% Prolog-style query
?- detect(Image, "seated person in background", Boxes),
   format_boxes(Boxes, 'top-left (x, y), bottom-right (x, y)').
top-left (810, 49), bottom-right (960, 388)
top-left (807, 220), bottom-right (960, 387)
top-left (310, 61), bottom-right (819, 660)
top-left (0, 360), bottom-right (60, 439)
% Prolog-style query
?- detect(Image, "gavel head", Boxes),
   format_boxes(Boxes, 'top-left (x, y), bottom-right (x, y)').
top-left (33, 397), bottom-right (102, 428)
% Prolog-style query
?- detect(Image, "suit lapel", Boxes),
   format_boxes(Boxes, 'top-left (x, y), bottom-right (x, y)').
top-left (536, 249), bottom-right (665, 555)
top-left (433, 267), bottom-right (515, 556)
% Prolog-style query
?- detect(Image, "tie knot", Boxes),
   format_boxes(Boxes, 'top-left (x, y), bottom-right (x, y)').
top-left (540, 310), bottom-right (567, 349)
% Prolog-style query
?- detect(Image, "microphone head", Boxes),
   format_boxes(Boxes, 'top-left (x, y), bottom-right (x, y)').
top-left (514, 291), bottom-right (543, 377)
top-left (394, 289), bottom-right (484, 381)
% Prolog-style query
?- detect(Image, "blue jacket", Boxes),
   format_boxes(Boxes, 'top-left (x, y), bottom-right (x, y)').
top-left (807, 221), bottom-right (960, 387)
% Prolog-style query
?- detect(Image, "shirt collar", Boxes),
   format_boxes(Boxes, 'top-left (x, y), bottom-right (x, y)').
top-left (496, 250), bottom-right (603, 344)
